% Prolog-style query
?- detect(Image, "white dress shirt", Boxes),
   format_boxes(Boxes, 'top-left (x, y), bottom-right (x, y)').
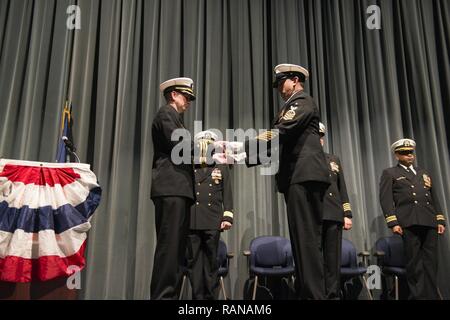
top-left (400, 163), bottom-right (417, 175)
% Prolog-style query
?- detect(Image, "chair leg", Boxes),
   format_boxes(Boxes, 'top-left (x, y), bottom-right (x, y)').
top-left (252, 276), bottom-right (259, 300)
top-left (360, 275), bottom-right (374, 300)
top-left (437, 287), bottom-right (444, 300)
top-left (179, 275), bottom-right (186, 300)
top-left (394, 275), bottom-right (399, 300)
top-left (340, 281), bottom-right (345, 300)
top-left (220, 276), bottom-right (227, 300)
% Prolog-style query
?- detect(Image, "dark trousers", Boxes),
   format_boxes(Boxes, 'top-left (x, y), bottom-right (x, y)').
top-left (323, 220), bottom-right (343, 300)
top-left (284, 182), bottom-right (329, 300)
top-left (151, 196), bottom-right (191, 300)
top-left (186, 230), bottom-right (221, 300)
top-left (402, 226), bottom-right (439, 300)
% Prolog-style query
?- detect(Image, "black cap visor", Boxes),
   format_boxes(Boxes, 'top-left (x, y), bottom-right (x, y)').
top-left (164, 86), bottom-right (196, 101)
top-left (178, 89), bottom-right (196, 101)
top-left (272, 72), bottom-right (306, 88)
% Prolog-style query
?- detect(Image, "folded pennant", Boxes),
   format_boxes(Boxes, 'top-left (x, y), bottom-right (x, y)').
top-left (0, 159), bottom-right (101, 282)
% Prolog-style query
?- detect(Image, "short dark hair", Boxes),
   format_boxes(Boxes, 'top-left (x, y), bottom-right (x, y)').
top-left (164, 90), bottom-right (174, 102)
top-left (289, 75), bottom-right (305, 88)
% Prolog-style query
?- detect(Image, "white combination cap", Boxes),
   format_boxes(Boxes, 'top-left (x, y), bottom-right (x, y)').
top-left (160, 77), bottom-right (195, 100)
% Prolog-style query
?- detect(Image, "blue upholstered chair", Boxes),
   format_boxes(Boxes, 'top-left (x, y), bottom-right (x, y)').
top-left (374, 235), bottom-right (407, 300)
top-left (179, 239), bottom-right (233, 299)
top-left (341, 238), bottom-right (373, 300)
top-left (243, 236), bottom-right (295, 300)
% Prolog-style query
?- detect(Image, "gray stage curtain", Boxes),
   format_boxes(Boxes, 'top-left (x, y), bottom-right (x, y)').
top-left (0, 0), bottom-right (449, 299)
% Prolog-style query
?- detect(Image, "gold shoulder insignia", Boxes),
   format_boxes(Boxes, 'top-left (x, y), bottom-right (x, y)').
top-left (281, 106), bottom-right (298, 121)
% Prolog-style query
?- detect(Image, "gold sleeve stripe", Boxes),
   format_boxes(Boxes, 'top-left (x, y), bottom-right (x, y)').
top-left (436, 215), bottom-right (446, 221)
top-left (199, 140), bottom-right (207, 158)
top-left (343, 203), bottom-right (352, 211)
top-left (198, 139), bottom-right (214, 164)
top-left (223, 211), bottom-right (234, 218)
top-left (385, 215), bottom-right (398, 223)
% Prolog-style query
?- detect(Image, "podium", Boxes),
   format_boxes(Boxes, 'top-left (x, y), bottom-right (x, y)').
top-left (0, 159), bottom-right (101, 299)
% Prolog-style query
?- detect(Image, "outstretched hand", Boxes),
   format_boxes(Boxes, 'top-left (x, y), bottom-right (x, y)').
top-left (212, 141), bottom-right (246, 164)
top-left (212, 153), bottom-right (234, 164)
top-left (227, 142), bottom-right (244, 152)
top-left (213, 141), bottom-right (228, 152)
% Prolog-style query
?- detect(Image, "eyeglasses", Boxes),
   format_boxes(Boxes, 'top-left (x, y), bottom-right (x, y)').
top-left (180, 92), bottom-right (194, 101)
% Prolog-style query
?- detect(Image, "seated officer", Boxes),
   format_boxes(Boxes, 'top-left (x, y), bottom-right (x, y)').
top-left (379, 138), bottom-right (446, 299)
top-left (319, 122), bottom-right (353, 299)
top-left (186, 130), bottom-right (234, 300)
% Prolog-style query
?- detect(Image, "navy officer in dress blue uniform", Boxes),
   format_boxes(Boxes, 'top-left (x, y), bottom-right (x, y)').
top-left (267, 64), bottom-right (330, 300)
top-left (187, 130), bottom-right (234, 300)
top-left (319, 122), bottom-right (353, 299)
top-left (150, 77), bottom-right (196, 299)
top-left (216, 64), bottom-right (331, 299)
top-left (379, 138), bottom-right (446, 299)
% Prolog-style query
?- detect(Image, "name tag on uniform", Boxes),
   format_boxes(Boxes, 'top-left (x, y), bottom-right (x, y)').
top-left (396, 177), bottom-right (406, 180)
